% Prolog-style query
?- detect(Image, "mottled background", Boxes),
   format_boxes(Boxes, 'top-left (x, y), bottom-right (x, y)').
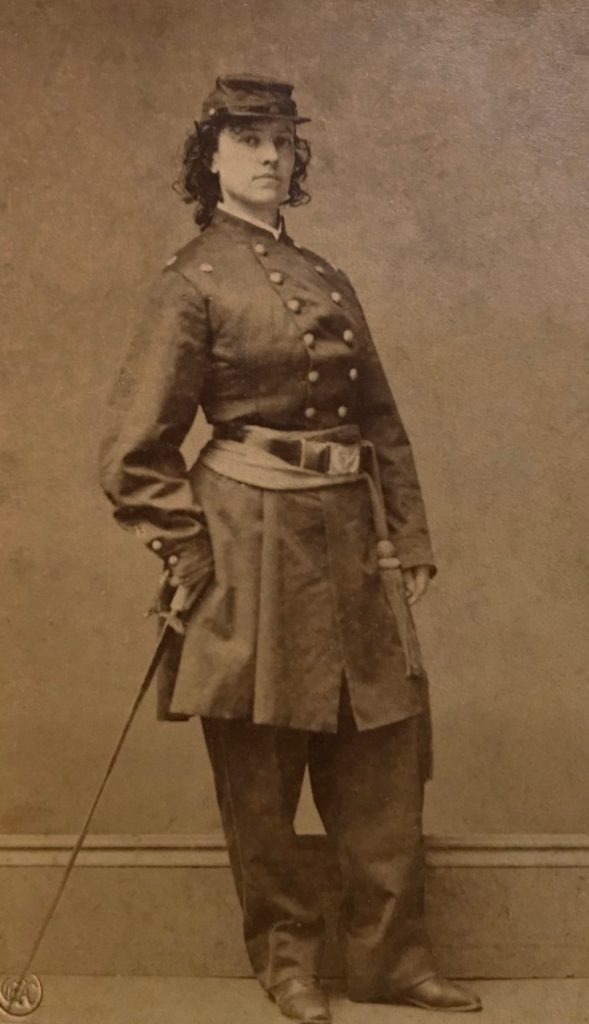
top-left (1, 0), bottom-right (588, 840)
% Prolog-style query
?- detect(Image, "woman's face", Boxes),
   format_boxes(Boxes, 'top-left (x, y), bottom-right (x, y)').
top-left (210, 118), bottom-right (296, 219)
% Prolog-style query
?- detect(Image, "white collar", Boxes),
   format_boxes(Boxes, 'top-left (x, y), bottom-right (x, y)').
top-left (217, 202), bottom-right (283, 240)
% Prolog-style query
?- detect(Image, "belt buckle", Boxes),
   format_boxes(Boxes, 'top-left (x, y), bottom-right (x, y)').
top-left (327, 442), bottom-right (361, 475)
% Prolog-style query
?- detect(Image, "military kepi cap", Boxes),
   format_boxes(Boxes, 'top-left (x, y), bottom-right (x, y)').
top-left (201, 74), bottom-right (310, 124)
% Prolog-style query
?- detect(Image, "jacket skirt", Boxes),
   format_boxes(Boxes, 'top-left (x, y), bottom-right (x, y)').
top-left (158, 460), bottom-right (429, 735)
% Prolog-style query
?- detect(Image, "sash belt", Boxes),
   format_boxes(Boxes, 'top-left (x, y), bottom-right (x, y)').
top-left (213, 422), bottom-right (370, 476)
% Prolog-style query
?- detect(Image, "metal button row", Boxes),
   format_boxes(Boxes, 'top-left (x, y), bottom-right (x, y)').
top-left (286, 292), bottom-right (343, 313)
top-left (302, 328), bottom-right (354, 348)
top-left (306, 368), bottom-right (359, 384)
top-left (304, 405), bottom-right (349, 420)
top-left (251, 242), bottom-right (354, 348)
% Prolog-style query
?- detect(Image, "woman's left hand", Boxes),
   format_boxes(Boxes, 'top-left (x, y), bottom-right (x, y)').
top-left (402, 565), bottom-right (431, 606)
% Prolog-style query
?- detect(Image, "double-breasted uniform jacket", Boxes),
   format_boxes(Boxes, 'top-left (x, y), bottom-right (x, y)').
top-left (100, 207), bottom-right (436, 732)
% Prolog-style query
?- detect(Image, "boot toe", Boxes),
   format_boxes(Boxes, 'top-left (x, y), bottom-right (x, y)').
top-left (269, 976), bottom-right (331, 1023)
top-left (399, 975), bottom-right (482, 1012)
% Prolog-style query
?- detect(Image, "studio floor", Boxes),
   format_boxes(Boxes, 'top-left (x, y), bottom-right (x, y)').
top-left (3, 977), bottom-right (588, 1024)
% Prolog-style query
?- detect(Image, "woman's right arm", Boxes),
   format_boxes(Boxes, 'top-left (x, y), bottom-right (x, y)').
top-left (99, 265), bottom-right (213, 585)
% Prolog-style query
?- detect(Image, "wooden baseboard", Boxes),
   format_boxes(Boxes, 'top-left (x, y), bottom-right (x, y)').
top-left (1, 833), bottom-right (587, 978)
top-left (2, 831), bottom-right (589, 867)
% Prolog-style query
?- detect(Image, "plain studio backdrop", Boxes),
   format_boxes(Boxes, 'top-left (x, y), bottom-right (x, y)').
top-left (1, 1), bottom-right (587, 857)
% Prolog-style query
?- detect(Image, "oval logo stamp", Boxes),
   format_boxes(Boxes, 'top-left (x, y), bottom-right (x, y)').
top-left (0, 974), bottom-right (43, 1017)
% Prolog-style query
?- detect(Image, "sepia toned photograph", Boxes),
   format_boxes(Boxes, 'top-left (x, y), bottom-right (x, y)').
top-left (1, 2), bottom-right (588, 1022)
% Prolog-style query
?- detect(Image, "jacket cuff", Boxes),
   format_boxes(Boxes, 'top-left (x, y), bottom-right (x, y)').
top-left (131, 521), bottom-right (211, 571)
top-left (164, 535), bottom-right (214, 586)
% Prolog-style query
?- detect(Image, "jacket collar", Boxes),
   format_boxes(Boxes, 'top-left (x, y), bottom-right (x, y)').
top-left (216, 202), bottom-right (284, 239)
top-left (211, 205), bottom-right (290, 244)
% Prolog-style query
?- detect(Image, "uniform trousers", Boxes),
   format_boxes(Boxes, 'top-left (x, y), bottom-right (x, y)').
top-left (201, 680), bottom-right (436, 999)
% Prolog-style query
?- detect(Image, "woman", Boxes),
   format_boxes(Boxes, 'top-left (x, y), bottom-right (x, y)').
top-left (100, 75), bottom-right (481, 1021)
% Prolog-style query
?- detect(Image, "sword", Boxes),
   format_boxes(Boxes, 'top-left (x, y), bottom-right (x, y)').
top-left (0, 585), bottom-right (190, 1018)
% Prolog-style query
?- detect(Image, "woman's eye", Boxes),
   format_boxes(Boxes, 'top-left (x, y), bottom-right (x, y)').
top-left (276, 136), bottom-right (293, 149)
top-left (243, 135), bottom-right (259, 147)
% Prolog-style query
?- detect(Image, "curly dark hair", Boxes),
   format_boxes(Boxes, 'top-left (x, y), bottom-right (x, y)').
top-left (174, 116), bottom-right (312, 228)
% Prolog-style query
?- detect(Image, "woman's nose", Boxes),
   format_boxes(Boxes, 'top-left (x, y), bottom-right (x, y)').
top-left (259, 142), bottom-right (279, 163)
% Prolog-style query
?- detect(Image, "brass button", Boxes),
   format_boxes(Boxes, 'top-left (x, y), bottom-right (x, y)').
top-left (337, 405), bottom-right (348, 419)
top-left (315, 265), bottom-right (325, 275)
top-left (199, 262), bottom-right (213, 273)
top-left (269, 271), bottom-right (284, 284)
top-left (331, 291), bottom-right (342, 304)
top-left (254, 243), bottom-right (267, 256)
top-left (303, 332), bottom-right (315, 348)
top-left (343, 328), bottom-right (354, 343)
top-left (168, 554), bottom-right (179, 566)
top-left (287, 298), bottom-right (302, 313)
top-left (151, 539), bottom-right (163, 552)
top-left (307, 370), bottom-right (319, 383)
top-left (304, 407), bottom-right (317, 419)
top-left (349, 368), bottom-right (358, 381)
